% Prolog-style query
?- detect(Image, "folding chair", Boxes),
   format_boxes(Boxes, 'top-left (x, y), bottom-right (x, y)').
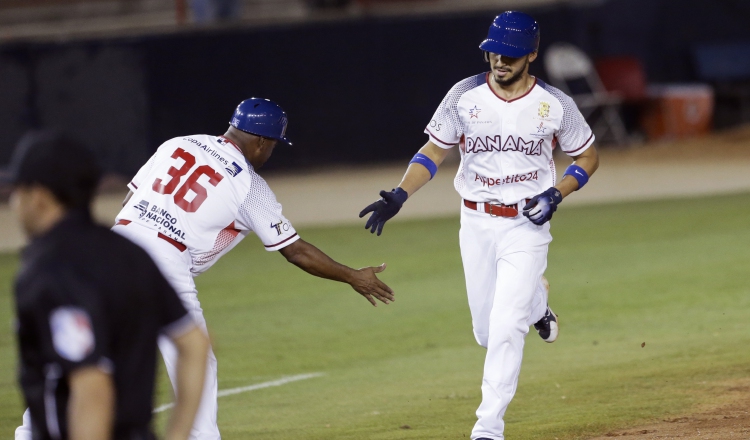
top-left (544, 42), bottom-right (628, 145)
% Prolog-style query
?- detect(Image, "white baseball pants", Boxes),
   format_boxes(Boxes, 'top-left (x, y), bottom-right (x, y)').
top-left (114, 223), bottom-right (220, 440)
top-left (459, 204), bottom-right (551, 440)
top-left (15, 222), bottom-right (220, 440)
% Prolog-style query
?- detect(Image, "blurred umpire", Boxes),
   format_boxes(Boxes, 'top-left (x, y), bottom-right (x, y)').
top-left (6, 131), bottom-right (210, 440)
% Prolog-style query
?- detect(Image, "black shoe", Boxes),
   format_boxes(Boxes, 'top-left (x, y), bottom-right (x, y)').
top-left (534, 306), bottom-right (558, 343)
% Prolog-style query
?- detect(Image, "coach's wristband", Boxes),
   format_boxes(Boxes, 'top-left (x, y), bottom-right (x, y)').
top-left (563, 164), bottom-right (589, 190)
top-left (410, 153), bottom-right (438, 179)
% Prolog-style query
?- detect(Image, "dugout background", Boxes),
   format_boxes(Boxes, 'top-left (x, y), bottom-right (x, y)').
top-left (1, 0), bottom-right (748, 176)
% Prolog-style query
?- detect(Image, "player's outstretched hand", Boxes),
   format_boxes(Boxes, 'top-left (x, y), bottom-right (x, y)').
top-left (523, 187), bottom-right (563, 225)
top-left (359, 188), bottom-right (408, 236)
top-left (349, 263), bottom-right (395, 307)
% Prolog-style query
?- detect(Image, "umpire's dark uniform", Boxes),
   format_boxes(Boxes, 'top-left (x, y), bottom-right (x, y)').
top-left (8, 132), bottom-right (195, 440)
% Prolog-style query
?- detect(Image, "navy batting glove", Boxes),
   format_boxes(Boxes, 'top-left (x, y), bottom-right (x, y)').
top-left (359, 188), bottom-right (408, 236)
top-left (523, 187), bottom-right (563, 225)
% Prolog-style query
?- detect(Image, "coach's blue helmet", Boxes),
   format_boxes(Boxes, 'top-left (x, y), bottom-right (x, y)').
top-left (479, 11), bottom-right (540, 58)
top-left (230, 98), bottom-right (291, 145)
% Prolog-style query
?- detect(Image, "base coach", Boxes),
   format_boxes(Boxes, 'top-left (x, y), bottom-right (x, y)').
top-left (6, 132), bottom-right (210, 440)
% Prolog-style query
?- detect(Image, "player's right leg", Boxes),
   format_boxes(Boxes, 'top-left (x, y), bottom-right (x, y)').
top-left (473, 246), bottom-right (548, 439)
top-left (459, 206), bottom-right (500, 349)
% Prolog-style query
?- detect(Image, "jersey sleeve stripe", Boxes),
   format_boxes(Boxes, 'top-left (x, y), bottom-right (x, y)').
top-left (264, 233), bottom-right (298, 248)
top-left (425, 128), bottom-right (457, 147)
top-left (128, 182), bottom-right (139, 191)
top-left (566, 132), bottom-right (595, 154)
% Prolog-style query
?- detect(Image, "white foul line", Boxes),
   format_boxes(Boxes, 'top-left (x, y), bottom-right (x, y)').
top-left (153, 372), bottom-right (325, 414)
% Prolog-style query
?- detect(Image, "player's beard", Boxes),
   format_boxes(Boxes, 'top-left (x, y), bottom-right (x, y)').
top-left (493, 58), bottom-right (529, 87)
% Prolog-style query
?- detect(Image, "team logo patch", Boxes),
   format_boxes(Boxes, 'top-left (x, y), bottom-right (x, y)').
top-left (469, 105), bottom-right (482, 119)
top-left (135, 200), bottom-right (149, 218)
top-left (49, 307), bottom-right (95, 362)
top-left (538, 101), bottom-right (550, 118)
top-left (225, 161), bottom-right (243, 177)
top-left (270, 220), bottom-right (290, 236)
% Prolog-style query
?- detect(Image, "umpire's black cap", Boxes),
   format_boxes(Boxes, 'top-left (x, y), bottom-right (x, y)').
top-left (1, 131), bottom-right (102, 209)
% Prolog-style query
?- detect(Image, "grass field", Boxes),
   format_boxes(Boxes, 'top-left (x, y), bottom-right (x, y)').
top-left (2, 193), bottom-right (750, 439)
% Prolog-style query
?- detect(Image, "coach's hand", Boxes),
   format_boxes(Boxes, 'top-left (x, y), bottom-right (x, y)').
top-left (280, 240), bottom-right (395, 307)
top-left (349, 263), bottom-right (395, 307)
top-left (359, 188), bottom-right (408, 236)
top-left (523, 187), bottom-right (563, 225)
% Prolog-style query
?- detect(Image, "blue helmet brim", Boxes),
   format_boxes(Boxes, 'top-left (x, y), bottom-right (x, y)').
top-left (479, 39), bottom-right (535, 58)
top-left (229, 123), bottom-right (292, 146)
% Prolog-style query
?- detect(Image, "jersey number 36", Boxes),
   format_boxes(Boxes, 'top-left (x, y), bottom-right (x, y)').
top-left (152, 148), bottom-right (224, 213)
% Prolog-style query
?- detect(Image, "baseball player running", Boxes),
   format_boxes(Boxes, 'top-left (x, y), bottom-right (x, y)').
top-left (359, 11), bottom-right (599, 439)
top-left (109, 98), bottom-right (392, 439)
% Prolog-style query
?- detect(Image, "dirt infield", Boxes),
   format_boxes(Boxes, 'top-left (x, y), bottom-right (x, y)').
top-left (589, 380), bottom-right (750, 439)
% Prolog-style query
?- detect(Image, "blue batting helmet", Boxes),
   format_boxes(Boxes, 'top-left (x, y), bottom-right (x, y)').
top-left (479, 11), bottom-right (540, 58)
top-left (230, 98), bottom-right (291, 145)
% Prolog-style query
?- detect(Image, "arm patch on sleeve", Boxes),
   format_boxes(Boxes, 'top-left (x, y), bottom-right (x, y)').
top-left (49, 307), bottom-right (95, 362)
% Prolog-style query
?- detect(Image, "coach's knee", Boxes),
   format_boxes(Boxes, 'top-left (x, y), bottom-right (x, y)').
top-left (473, 331), bottom-right (489, 348)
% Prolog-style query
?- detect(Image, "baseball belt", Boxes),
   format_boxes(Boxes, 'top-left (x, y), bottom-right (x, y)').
top-left (463, 199), bottom-right (529, 218)
top-left (115, 219), bottom-right (187, 252)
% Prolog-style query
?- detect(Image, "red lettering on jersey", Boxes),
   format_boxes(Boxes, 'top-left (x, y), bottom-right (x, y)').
top-left (152, 148), bottom-right (196, 194)
top-left (151, 148), bottom-right (224, 213)
top-left (174, 165), bottom-right (224, 213)
top-left (464, 135), bottom-right (543, 156)
top-left (475, 171), bottom-right (539, 187)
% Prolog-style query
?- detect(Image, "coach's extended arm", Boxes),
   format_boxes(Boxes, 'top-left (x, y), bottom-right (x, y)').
top-left (279, 239), bottom-right (395, 307)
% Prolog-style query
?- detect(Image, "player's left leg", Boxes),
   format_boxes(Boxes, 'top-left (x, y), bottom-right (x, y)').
top-left (13, 409), bottom-right (31, 440)
top-left (157, 265), bottom-right (220, 440)
top-left (158, 334), bottom-right (219, 440)
top-left (531, 277), bottom-right (558, 342)
top-left (471, 222), bottom-right (550, 439)
top-left (114, 224), bottom-right (221, 439)
top-left (528, 276), bottom-right (549, 326)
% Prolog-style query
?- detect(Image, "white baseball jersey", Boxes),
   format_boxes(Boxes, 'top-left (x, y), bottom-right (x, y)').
top-left (425, 73), bottom-right (594, 205)
top-left (115, 135), bottom-right (299, 275)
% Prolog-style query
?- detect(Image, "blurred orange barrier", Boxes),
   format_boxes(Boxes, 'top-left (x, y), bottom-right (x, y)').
top-left (640, 84), bottom-right (714, 141)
